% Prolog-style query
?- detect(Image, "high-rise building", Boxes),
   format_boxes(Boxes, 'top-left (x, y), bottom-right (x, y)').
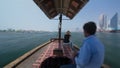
top-left (99, 14), bottom-right (107, 31)
top-left (118, 18), bottom-right (120, 30)
top-left (110, 13), bottom-right (119, 30)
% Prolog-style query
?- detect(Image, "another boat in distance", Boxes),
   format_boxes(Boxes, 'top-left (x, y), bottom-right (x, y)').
top-left (4, 0), bottom-right (110, 68)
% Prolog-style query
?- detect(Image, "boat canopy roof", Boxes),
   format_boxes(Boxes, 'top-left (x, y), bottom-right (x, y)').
top-left (33, 0), bottom-right (89, 19)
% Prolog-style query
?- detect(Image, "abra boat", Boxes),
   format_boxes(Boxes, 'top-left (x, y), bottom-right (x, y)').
top-left (4, 0), bottom-right (110, 68)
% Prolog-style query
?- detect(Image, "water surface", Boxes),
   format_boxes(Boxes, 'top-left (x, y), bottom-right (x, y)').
top-left (0, 32), bottom-right (120, 68)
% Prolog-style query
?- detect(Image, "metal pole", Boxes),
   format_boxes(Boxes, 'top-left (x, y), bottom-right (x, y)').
top-left (58, 14), bottom-right (62, 48)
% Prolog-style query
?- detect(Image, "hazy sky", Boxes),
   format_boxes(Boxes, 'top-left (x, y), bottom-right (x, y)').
top-left (0, 0), bottom-right (120, 31)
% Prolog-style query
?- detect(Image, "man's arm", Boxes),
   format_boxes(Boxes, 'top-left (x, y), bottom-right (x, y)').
top-left (75, 42), bottom-right (91, 67)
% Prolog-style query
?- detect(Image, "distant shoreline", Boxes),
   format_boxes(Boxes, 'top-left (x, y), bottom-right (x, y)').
top-left (97, 30), bottom-right (120, 33)
top-left (0, 30), bottom-right (51, 33)
top-left (109, 30), bottom-right (120, 33)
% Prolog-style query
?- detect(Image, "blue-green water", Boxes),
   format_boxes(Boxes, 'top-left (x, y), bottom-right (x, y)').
top-left (0, 32), bottom-right (120, 68)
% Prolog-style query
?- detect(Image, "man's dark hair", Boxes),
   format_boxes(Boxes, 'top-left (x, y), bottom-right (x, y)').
top-left (83, 21), bottom-right (97, 35)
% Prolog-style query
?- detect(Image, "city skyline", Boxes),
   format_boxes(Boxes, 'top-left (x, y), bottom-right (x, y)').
top-left (99, 12), bottom-right (120, 31)
top-left (0, 0), bottom-right (120, 32)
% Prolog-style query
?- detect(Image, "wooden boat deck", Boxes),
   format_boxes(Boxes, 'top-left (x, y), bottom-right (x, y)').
top-left (16, 42), bottom-right (50, 68)
top-left (4, 40), bottom-right (74, 68)
top-left (4, 39), bottom-right (110, 68)
top-left (32, 40), bottom-right (73, 68)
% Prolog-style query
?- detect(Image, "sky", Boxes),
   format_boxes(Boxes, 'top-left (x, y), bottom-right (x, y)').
top-left (0, 0), bottom-right (120, 32)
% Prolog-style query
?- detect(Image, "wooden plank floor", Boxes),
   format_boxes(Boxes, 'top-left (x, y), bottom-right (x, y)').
top-left (33, 41), bottom-right (73, 68)
top-left (16, 42), bottom-right (49, 68)
top-left (16, 40), bottom-right (73, 68)
top-left (32, 40), bottom-right (59, 68)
